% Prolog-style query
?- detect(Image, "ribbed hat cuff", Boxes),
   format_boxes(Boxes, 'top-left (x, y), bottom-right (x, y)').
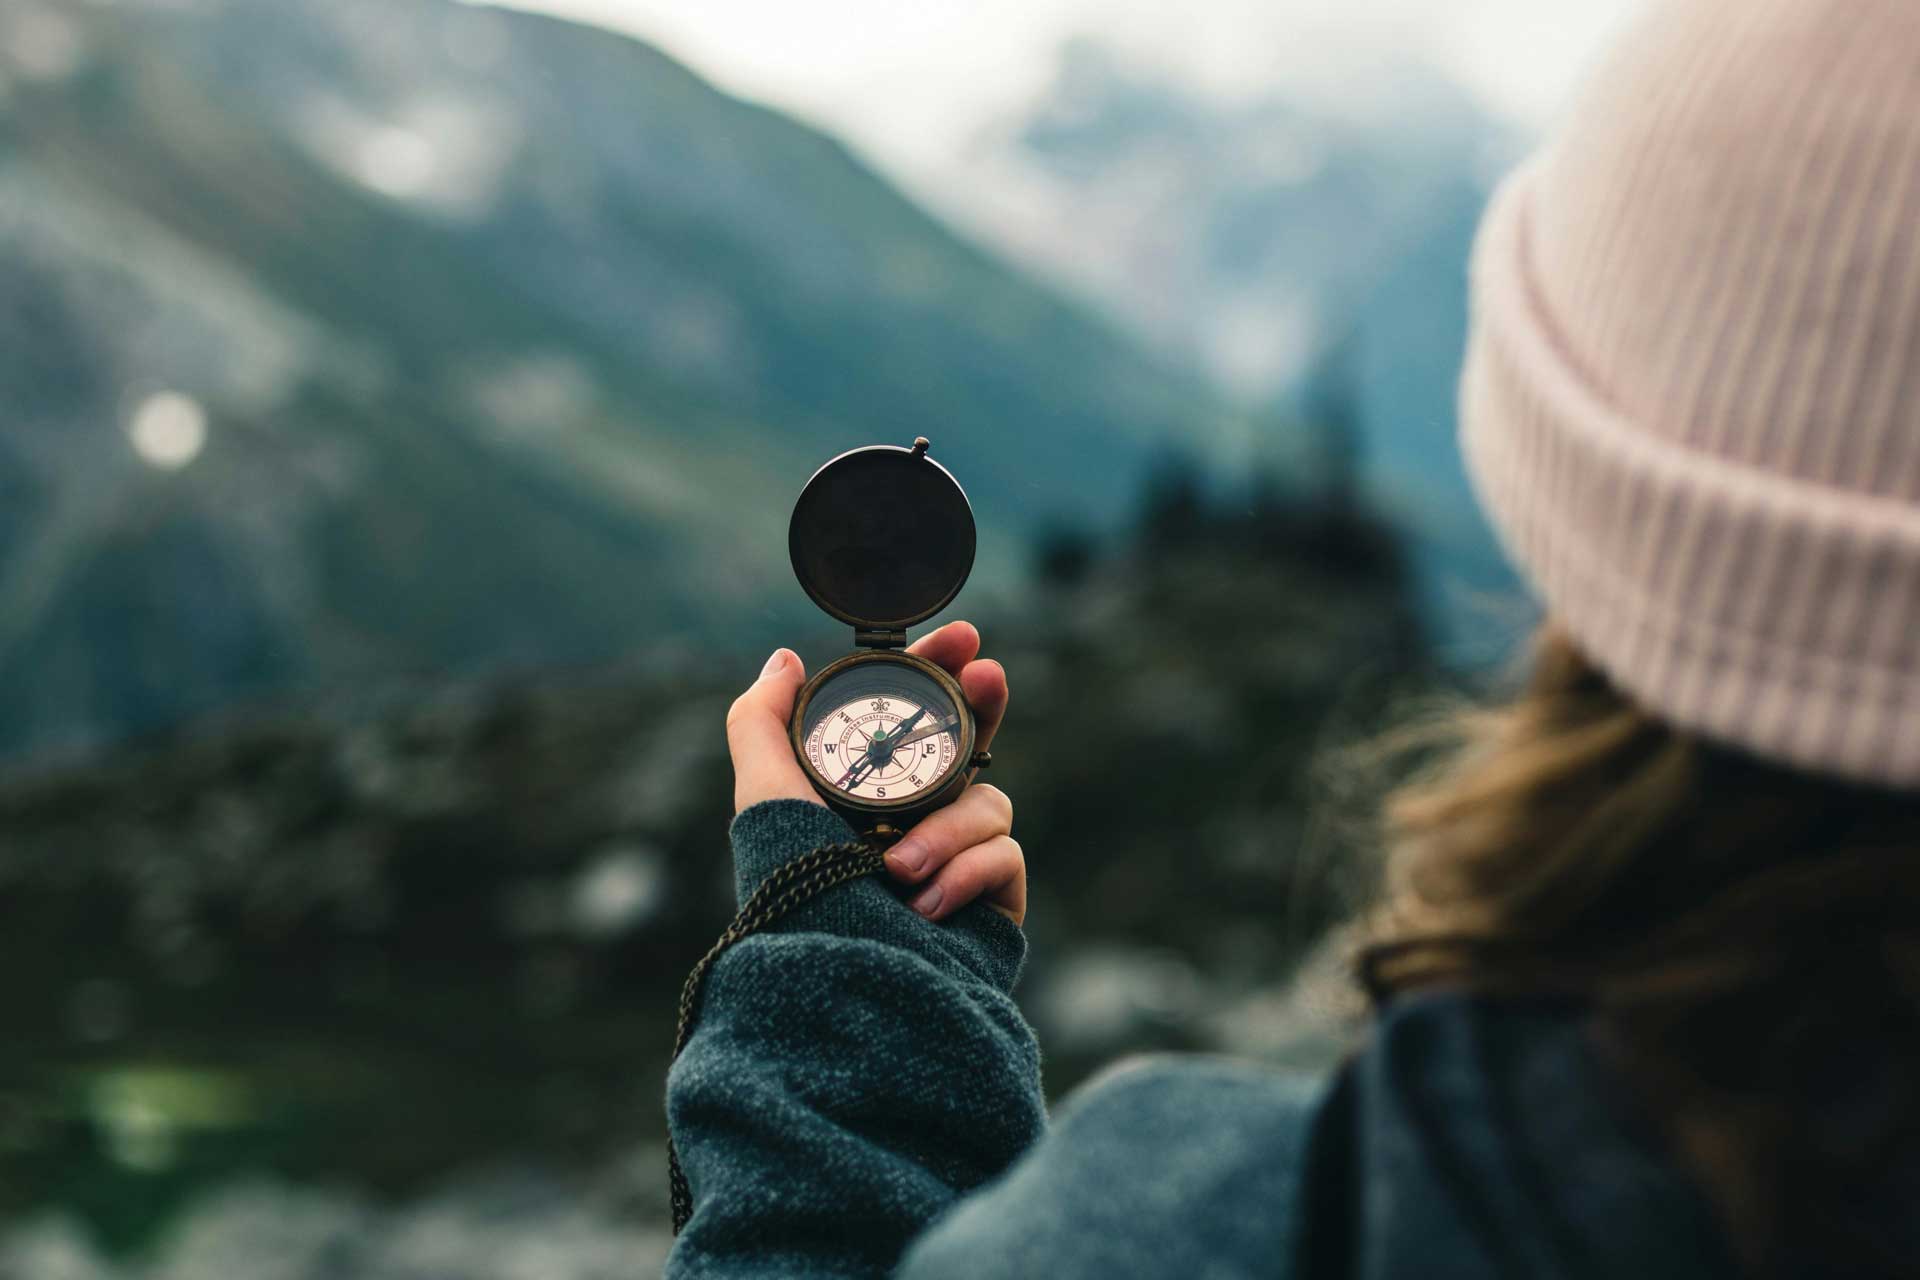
top-left (1460, 163), bottom-right (1920, 787)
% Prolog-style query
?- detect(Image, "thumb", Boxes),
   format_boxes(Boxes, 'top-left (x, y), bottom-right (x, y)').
top-left (726, 649), bottom-right (824, 812)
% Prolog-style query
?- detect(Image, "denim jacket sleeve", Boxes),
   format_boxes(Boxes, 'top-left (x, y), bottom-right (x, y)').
top-left (664, 799), bottom-right (1046, 1278)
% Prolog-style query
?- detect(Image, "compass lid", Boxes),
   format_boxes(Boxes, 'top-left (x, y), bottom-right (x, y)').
top-left (789, 437), bottom-right (975, 639)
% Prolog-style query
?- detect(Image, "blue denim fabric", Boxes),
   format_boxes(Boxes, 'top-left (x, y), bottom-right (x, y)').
top-left (666, 800), bottom-right (1737, 1279)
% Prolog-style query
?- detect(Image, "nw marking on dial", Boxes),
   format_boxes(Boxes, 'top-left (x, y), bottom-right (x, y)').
top-left (804, 696), bottom-right (959, 801)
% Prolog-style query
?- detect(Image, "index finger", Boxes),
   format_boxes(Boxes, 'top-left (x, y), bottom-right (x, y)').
top-left (906, 620), bottom-right (980, 675)
top-left (959, 660), bottom-right (1007, 752)
top-left (910, 622), bottom-right (1007, 751)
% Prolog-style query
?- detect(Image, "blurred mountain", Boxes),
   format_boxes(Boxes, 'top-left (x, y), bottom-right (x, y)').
top-left (0, 0), bottom-right (1228, 759)
top-left (937, 39), bottom-right (1533, 655)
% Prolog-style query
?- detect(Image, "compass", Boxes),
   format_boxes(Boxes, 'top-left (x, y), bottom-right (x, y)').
top-left (787, 437), bottom-right (989, 840)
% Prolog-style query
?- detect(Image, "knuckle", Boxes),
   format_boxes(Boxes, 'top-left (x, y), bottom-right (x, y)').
top-left (973, 783), bottom-right (1013, 821)
top-left (724, 695), bottom-right (755, 735)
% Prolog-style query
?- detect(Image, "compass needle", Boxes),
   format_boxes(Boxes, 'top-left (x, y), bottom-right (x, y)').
top-left (888, 714), bottom-right (959, 751)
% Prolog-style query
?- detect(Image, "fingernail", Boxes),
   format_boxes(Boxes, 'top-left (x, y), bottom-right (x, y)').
top-left (889, 840), bottom-right (929, 875)
top-left (760, 650), bottom-right (788, 679)
top-left (911, 884), bottom-right (944, 917)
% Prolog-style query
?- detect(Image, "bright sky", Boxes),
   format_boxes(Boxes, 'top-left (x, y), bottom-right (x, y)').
top-left (474, 0), bottom-right (1647, 183)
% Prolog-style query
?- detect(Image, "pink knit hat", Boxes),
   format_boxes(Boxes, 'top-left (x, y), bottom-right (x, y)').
top-left (1461, 0), bottom-right (1920, 787)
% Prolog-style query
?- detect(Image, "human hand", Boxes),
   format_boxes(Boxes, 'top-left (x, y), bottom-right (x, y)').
top-left (883, 778), bottom-right (1023, 926)
top-left (724, 620), bottom-right (1022, 924)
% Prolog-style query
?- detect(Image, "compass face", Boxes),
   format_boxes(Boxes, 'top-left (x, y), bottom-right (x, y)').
top-left (798, 660), bottom-right (966, 804)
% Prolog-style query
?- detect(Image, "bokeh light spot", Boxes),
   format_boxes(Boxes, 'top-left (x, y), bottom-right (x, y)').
top-left (127, 391), bottom-right (208, 470)
top-left (356, 126), bottom-right (437, 198)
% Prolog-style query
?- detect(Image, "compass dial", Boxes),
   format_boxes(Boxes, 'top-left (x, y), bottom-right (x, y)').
top-left (798, 661), bottom-right (965, 804)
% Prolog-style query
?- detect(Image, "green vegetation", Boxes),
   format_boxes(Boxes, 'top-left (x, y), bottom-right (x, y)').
top-left (0, 456), bottom-right (1427, 1256)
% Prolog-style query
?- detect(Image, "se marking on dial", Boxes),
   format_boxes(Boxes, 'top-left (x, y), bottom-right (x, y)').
top-left (804, 696), bottom-right (959, 801)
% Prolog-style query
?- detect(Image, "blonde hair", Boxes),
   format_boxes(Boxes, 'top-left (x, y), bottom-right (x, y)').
top-left (1360, 628), bottom-right (1920, 1277)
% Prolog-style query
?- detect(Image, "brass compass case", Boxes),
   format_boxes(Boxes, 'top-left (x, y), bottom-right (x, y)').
top-left (788, 650), bottom-right (979, 836)
top-left (785, 438), bottom-right (987, 840)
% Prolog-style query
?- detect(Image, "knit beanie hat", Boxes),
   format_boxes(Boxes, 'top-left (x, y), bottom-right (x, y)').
top-left (1460, 0), bottom-right (1920, 787)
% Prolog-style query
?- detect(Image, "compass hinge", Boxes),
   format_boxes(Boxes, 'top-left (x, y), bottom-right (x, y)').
top-left (854, 627), bottom-right (908, 649)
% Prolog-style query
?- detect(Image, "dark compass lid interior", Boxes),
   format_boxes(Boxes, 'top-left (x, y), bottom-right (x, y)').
top-left (789, 440), bottom-right (976, 632)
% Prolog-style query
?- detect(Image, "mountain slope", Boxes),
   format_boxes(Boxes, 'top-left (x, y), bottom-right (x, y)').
top-left (0, 0), bottom-right (1227, 757)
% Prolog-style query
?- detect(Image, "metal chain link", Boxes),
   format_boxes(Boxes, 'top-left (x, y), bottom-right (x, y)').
top-left (666, 839), bottom-right (888, 1234)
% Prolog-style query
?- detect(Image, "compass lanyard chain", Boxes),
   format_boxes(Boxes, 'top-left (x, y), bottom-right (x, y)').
top-left (666, 839), bottom-right (889, 1235)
